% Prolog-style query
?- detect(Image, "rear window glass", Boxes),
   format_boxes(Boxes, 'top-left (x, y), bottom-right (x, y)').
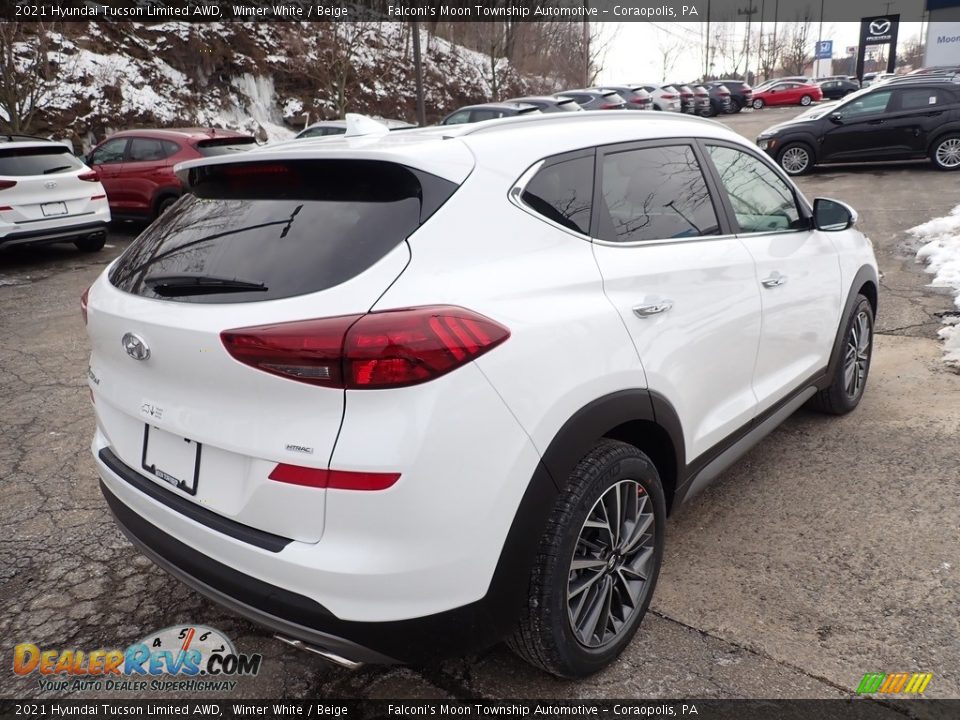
top-left (194, 137), bottom-right (257, 156)
top-left (0, 146), bottom-right (82, 176)
top-left (109, 160), bottom-right (457, 303)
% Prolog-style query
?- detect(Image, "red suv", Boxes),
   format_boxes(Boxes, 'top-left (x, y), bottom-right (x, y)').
top-left (86, 128), bottom-right (256, 220)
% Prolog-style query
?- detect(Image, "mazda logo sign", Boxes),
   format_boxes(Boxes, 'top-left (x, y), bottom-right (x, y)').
top-left (122, 332), bottom-right (150, 361)
top-left (869, 19), bottom-right (891, 35)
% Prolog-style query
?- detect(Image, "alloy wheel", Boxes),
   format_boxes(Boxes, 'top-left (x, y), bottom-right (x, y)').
top-left (801, 95), bottom-right (812, 106)
top-left (567, 480), bottom-right (656, 649)
top-left (781, 147), bottom-right (810, 174)
top-left (935, 138), bottom-right (960, 168)
top-left (843, 310), bottom-right (872, 399)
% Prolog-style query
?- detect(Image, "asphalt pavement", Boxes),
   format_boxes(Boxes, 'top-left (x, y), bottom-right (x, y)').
top-left (0, 106), bottom-right (957, 702)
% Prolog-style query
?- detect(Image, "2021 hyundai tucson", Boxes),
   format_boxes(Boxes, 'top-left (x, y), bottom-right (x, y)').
top-left (86, 112), bottom-right (878, 678)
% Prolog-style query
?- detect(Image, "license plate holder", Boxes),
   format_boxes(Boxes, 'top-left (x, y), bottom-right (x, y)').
top-left (41, 201), bottom-right (68, 217)
top-left (141, 424), bottom-right (202, 495)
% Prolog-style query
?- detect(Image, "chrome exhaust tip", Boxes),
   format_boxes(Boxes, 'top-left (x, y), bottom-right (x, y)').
top-left (273, 635), bottom-right (364, 670)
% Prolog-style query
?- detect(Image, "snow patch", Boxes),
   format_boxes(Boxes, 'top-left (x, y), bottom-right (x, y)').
top-left (908, 205), bottom-right (960, 369)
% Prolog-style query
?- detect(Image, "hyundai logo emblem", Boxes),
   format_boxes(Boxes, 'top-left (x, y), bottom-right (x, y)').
top-left (869, 19), bottom-right (891, 35)
top-left (44, 180), bottom-right (57, 189)
top-left (122, 332), bottom-right (150, 361)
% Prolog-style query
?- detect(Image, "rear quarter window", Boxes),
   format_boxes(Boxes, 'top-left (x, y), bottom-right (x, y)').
top-left (109, 160), bottom-right (458, 303)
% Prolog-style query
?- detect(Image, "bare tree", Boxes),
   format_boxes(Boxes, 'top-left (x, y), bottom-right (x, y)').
top-left (328, 22), bottom-right (377, 116)
top-left (0, 23), bottom-right (59, 133)
top-left (896, 35), bottom-right (924, 71)
top-left (658, 37), bottom-right (684, 82)
top-left (757, 29), bottom-right (785, 82)
top-left (782, 16), bottom-right (814, 76)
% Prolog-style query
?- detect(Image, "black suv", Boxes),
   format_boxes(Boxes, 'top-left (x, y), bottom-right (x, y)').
top-left (709, 79), bottom-right (753, 112)
top-left (756, 79), bottom-right (960, 175)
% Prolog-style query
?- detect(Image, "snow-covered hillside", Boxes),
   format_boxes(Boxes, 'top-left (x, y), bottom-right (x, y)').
top-left (9, 21), bottom-right (545, 150)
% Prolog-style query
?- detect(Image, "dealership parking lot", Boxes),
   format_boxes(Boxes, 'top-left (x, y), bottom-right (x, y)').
top-left (1, 106), bottom-right (958, 701)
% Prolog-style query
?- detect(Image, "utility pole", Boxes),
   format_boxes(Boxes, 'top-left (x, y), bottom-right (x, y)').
top-left (412, 21), bottom-right (426, 126)
top-left (583, 21), bottom-right (589, 85)
top-left (738, 4), bottom-right (758, 82)
top-left (705, 0), bottom-right (711, 80)
top-left (816, 0), bottom-right (825, 79)
top-left (772, 0), bottom-right (779, 76)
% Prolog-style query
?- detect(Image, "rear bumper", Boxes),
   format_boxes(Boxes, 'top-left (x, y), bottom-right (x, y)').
top-left (0, 220), bottom-right (108, 249)
top-left (100, 479), bottom-right (397, 665)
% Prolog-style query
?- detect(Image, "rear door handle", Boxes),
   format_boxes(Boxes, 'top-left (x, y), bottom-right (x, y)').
top-left (633, 300), bottom-right (674, 318)
top-left (761, 272), bottom-right (787, 288)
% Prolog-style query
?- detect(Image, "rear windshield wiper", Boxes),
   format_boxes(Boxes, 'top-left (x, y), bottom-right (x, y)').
top-left (143, 274), bottom-right (267, 297)
top-left (43, 165), bottom-right (74, 174)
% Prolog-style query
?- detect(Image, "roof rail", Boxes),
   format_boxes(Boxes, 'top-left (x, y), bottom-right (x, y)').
top-left (458, 109), bottom-right (723, 137)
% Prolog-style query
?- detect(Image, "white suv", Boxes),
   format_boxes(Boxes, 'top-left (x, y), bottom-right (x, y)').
top-left (1, 139), bottom-right (110, 252)
top-left (86, 112), bottom-right (878, 678)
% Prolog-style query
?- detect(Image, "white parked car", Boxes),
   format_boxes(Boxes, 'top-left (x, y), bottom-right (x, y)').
top-left (0, 138), bottom-right (110, 252)
top-left (633, 83), bottom-right (683, 111)
top-left (85, 112), bottom-right (878, 678)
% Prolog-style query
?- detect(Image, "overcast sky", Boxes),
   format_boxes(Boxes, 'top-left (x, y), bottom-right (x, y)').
top-left (596, 21), bottom-right (926, 83)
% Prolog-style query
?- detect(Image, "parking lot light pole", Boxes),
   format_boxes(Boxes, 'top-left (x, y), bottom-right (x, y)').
top-left (412, 20), bottom-right (426, 127)
top-left (816, 0), bottom-right (825, 78)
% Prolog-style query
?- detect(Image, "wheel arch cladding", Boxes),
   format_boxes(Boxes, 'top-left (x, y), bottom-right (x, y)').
top-left (538, 389), bottom-right (684, 513)
top-left (823, 265), bottom-right (878, 387)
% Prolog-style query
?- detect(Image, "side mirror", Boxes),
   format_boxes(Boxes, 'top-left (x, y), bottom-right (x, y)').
top-left (829, 112), bottom-right (843, 124)
top-left (813, 198), bottom-right (857, 231)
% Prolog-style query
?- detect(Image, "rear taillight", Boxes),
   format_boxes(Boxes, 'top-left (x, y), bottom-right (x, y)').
top-left (221, 305), bottom-right (510, 390)
top-left (91, 194), bottom-right (106, 200)
top-left (0, 180), bottom-right (16, 191)
top-left (629, 98), bottom-right (647, 104)
top-left (269, 464), bottom-right (400, 491)
top-left (78, 171), bottom-right (100, 182)
top-left (661, 93), bottom-right (678, 100)
top-left (600, 103), bottom-right (623, 109)
top-left (80, 287), bottom-right (90, 326)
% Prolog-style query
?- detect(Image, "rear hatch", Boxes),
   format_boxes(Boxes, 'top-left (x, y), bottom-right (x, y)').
top-left (0, 144), bottom-right (103, 227)
top-left (87, 157), bottom-right (459, 543)
top-left (599, 91), bottom-right (627, 109)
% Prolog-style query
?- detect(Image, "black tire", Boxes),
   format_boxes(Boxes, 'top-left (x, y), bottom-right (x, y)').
top-left (752, 98), bottom-right (765, 109)
top-left (154, 194), bottom-right (179, 218)
top-left (800, 94), bottom-right (813, 106)
top-left (726, 98), bottom-right (742, 114)
top-left (508, 439), bottom-right (666, 678)
top-left (777, 142), bottom-right (814, 176)
top-left (702, 103), bottom-right (718, 118)
top-left (808, 294), bottom-right (874, 415)
top-left (929, 134), bottom-right (960, 171)
top-left (74, 234), bottom-right (106, 253)
top-left (653, 104), bottom-right (663, 111)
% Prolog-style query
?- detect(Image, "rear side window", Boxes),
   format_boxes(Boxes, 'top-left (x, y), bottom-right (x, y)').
top-left (896, 88), bottom-right (950, 109)
top-left (521, 155), bottom-right (594, 235)
top-left (129, 138), bottom-right (179, 162)
top-left (597, 145), bottom-right (719, 243)
top-left (194, 137), bottom-right (257, 156)
top-left (109, 160), bottom-right (458, 303)
top-left (0, 146), bottom-right (83, 176)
